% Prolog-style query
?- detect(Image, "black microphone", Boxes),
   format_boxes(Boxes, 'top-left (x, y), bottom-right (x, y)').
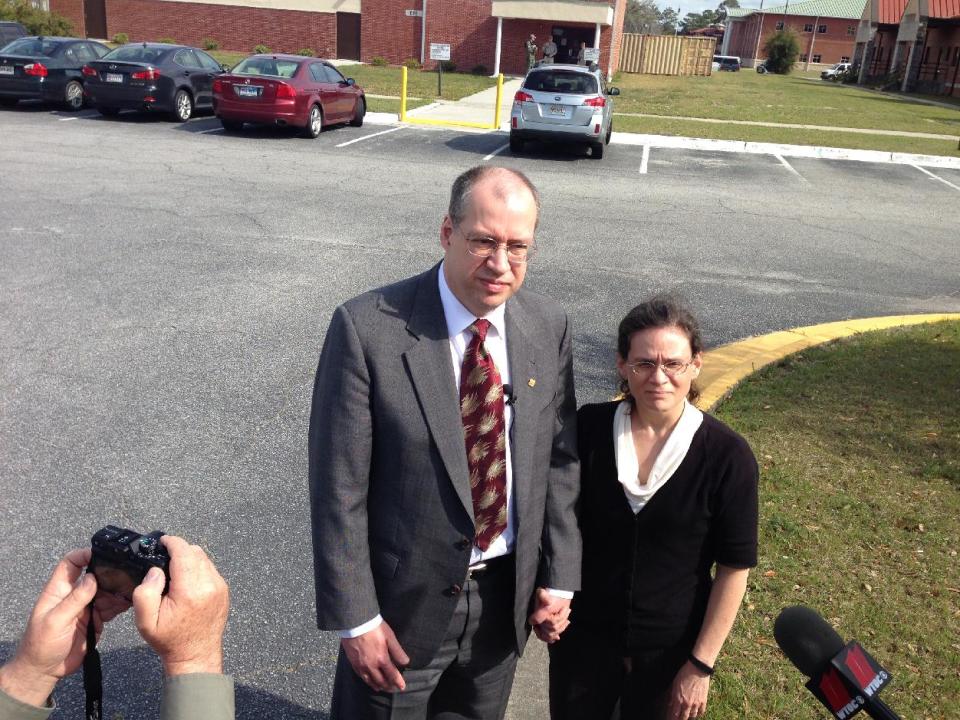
top-left (774, 606), bottom-right (900, 720)
top-left (503, 383), bottom-right (516, 406)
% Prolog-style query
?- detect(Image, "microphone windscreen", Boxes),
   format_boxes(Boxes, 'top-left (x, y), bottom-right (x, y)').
top-left (774, 605), bottom-right (846, 678)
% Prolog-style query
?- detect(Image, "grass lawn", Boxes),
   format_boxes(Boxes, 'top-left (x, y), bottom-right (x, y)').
top-left (611, 70), bottom-right (960, 138)
top-left (335, 64), bottom-right (497, 101)
top-left (367, 97), bottom-right (431, 114)
top-left (707, 321), bottom-right (960, 719)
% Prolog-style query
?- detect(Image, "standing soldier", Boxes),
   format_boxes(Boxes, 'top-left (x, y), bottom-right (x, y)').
top-left (526, 34), bottom-right (538, 71)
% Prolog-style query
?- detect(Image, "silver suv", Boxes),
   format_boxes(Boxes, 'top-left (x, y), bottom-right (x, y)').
top-left (509, 63), bottom-right (620, 159)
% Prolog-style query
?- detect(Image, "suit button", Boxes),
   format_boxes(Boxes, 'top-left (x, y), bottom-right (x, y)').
top-left (445, 584), bottom-right (462, 596)
top-left (455, 537), bottom-right (471, 551)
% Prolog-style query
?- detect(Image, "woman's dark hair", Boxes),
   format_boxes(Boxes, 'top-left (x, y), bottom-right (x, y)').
top-left (616, 296), bottom-right (703, 404)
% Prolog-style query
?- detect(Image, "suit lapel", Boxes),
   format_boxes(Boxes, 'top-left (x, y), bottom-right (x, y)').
top-left (505, 299), bottom-right (540, 525)
top-left (402, 266), bottom-right (474, 522)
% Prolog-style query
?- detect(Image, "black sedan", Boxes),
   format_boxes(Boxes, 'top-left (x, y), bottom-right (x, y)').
top-left (83, 42), bottom-right (226, 121)
top-left (0, 36), bottom-right (110, 110)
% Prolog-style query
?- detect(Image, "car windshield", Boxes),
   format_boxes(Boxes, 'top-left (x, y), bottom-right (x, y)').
top-left (233, 57), bottom-right (300, 78)
top-left (102, 46), bottom-right (169, 63)
top-left (2, 38), bottom-right (63, 56)
top-left (524, 70), bottom-right (598, 95)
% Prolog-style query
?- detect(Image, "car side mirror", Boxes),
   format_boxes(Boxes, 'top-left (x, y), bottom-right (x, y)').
top-left (221, 64), bottom-right (230, 72)
top-left (607, 87), bottom-right (620, 96)
top-left (345, 77), bottom-right (355, 86)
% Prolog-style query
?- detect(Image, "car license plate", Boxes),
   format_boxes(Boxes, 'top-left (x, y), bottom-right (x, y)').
top-left (0, 65), bottom-right (14, 75)
top-left (105, 73), bottom-right (123, 83)
top-left (235, 85), bottom-right (259, 98)
top-left (548, 104), bottom-right (566, 117)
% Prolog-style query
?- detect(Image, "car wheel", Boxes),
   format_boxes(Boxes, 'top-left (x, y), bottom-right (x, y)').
top-left (98, 106), bottom-right (120, 117)
top-left (349, 96), bottom-right (365, 127)
top-left (172, 89), bottom-right (193, 122)
top-left (220, 117), bottom-right (243, 132)
top-left (591, 141), bottom-right (605, 159)
top-left (63, 80), bottom-right (84, 111)
top-left (509, 132), bottom-right (523, 154)
top-left (0, 97), bottom-right (18, 108)
top-left (302, 104), bottom-right (322, 138)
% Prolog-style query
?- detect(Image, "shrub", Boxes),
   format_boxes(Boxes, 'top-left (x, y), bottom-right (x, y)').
top-left (471, 64), bottom-right (488, 75)
top-left (202, 37), bottom-right (219, 50)
top-left (439, 60), bottom-right (456, 72)
top-left (0, 0), bottom-right (72, 36)
top-left (296, 47), bottom-right (314, 56)
top-left (112, 32), bottom-right (129, 44)
top-left (370, 55), bottom-right (388, 67)
top-left (402, 57), bottom-right (421, 70)
top-left (253, 43), bottom-right (270, 54)
top-left (762, 30), bottom-right (800, 74)
top-left (838, 66), bottom-right (859, 84)
top-left (158, 36), bottom-right (176, 44)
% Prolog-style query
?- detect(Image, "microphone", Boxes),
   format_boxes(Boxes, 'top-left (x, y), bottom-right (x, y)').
top-left (502, 383), bottom-right (516, 406)
top-left (774, 606), bottom-right (900, 720)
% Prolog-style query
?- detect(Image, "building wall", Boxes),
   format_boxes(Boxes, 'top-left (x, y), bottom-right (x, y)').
top-left (913, 24), bottom-right (960, 96)
top-left (726, 13), bottom-right (859, 66)
top-left (50, 0), bottom-right (86, 37)
top-left (103, 0), bottom-right (337, 54)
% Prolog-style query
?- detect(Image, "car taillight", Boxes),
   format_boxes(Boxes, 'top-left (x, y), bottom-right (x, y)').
top-left (213, 78), bottom-right (223, 93)
top-left (24, 62), bottom-right (47, 77)
top-left (275, 82), bottom-right (296, 99)
top-left (583, 96), bottom-right (605, 107)
top-left (81, 65), bottom-right (97, 77)
top-left (514, 90), bottom-right (533, 103)
top-left (131, 68), bottom-right (160, 81)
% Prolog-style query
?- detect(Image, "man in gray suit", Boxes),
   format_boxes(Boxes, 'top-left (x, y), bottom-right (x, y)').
top-left (309, 165), bottom-right (581, 719)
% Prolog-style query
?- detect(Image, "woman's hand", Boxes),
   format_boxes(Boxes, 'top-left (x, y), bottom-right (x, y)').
top-left (666, 660), bottom-right (710, 719)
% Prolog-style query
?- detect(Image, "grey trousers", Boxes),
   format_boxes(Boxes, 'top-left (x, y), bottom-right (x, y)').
top-left (331, 558), bottom-right (520, 720)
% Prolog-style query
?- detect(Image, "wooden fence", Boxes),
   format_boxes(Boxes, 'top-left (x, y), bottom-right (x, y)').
top-left (619, 34), bottom-right (716, 75)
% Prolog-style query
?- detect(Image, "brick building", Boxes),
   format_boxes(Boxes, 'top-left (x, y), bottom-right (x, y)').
top-left (854, 0), bottom-right (960, 96)
top-left (722, 0), bottom-right (866, 69)
top-left (49, 0), bottom-right (626, 77)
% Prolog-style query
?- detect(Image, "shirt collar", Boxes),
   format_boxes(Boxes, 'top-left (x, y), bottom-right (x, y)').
top-left (437, 261), bottom-right (507, 339)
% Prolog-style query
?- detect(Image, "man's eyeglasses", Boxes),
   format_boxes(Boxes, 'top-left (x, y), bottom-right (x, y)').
top-left (625, 359), bottom-right (695, 378)
top-left (463, 235), bottom-right (536, 264)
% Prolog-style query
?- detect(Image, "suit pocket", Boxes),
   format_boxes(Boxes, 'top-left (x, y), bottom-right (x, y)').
top-left (371, 549), bottom-right (400, 579)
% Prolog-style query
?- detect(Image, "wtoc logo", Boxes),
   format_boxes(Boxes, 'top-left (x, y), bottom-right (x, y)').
top-left (817, 667), bottom-right (864, 720)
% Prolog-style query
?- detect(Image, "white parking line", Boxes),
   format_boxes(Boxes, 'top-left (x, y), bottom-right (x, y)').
top-left (58, 116), bottom-right (79, 122)
top-left (199, 127), bottom-right (222, 134)
top-left (639, 144), bottom-right (650, 174)
top-left (336, 126), bottom-right (405, 148)
top-left (911, 163), bottom-right (960, 192)
top-left (774, 154), bottom-right (807, 182)
top-left (483, 143), bottom-right (509, 161)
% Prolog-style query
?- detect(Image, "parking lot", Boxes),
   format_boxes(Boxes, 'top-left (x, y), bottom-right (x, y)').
top-left (1, 103), bottom-right (958, 718)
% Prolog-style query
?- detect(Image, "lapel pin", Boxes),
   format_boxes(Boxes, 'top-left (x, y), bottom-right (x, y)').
top-left (527, 378), bottom-right (536, 388)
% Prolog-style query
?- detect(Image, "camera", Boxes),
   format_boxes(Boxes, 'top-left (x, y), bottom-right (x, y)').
top-left (89, 525), bottom-right (170, 600)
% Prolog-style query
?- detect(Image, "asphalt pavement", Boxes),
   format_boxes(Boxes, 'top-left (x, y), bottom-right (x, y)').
top-left (0, 103), bottom-right (958, 719)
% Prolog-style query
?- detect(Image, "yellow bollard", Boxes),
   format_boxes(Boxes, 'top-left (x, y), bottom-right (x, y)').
top-left (492, 73), bottom-right (504, 130)
top-left (400, 65), bottom-right (408, 122)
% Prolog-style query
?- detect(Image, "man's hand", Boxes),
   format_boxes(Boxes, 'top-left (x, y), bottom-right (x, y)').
top-left (341, 622), bottom-right (409, 693)
top-left (133, 535), bottom-right (229, 677)
top-left (0, 549), bottom-right (100, 707)
top-left (527, 588), bottom-right (571, 644)
top-left (666, 661), bottom-right (710, 720)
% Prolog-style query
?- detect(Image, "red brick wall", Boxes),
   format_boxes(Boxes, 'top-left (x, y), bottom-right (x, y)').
top-left (917, 24), bottom-right (960, 96)
top-left (104, 0), bottom-right (336, 55)
top-left (360, 0), bottom-right (422, 65)
top-left (50, 0), bottom-right (86, 37)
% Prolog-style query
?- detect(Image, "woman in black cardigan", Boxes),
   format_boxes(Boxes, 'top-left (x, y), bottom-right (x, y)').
top-left (548, 298), bottom-right (759, 720)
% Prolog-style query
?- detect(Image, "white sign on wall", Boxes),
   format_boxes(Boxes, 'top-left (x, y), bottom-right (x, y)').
top-left (405, 9), bottom-right (423, 17)
top-left (429, 43), bottom-right (451, 61)
top-left (584, 47), bottom-right (601, 62)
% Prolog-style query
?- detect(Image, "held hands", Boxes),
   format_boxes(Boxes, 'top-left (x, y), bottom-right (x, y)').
top-left (666, 660), bottom-right (711, 720)
top-left (527, 588), bottom-right (571, 644)
top-left (133, 535), bottom-right (230, 677)
top-left (341, 622), bottom-right (410, 693)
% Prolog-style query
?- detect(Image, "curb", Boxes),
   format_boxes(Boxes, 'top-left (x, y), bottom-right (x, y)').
top-left (696, 313), bottom-right (960, 410)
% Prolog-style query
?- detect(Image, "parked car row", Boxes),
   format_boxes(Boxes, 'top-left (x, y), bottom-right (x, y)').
top-left (0, 38), bottom-right (366, 136)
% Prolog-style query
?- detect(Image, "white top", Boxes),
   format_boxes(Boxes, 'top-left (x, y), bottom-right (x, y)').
top-left (613, 398), bottom-right (704, 514)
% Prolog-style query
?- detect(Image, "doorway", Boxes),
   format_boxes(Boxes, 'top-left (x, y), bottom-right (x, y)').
top-left (552, 25), bottom-right (595, 64)
top-left (337, 12), bottom-right (361, 60)
top-left (83, 0), bottom-right (107, 39)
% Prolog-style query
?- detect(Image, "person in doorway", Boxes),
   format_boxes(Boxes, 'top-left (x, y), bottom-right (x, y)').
top-left (576, 42), bottom-right (587, 65)
top-left (542, 37), bottom-right (558, 64)
top-left (526, 34), bottom-right (538, 71)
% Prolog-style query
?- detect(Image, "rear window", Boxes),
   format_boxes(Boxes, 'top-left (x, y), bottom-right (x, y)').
top-left (523, 70), bottom-right (598, 95)
top-left (233, 57), bottom-right (300, 78)
top-left (2, 38), bottom-right (63, 57)
top-left (102, 46), bottom-right (169, 64)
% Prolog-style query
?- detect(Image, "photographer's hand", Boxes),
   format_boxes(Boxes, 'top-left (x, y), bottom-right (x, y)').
top-left (0, 549), bottom-right (99, 707)
top-left (133, 535), bottom-right (229, 677)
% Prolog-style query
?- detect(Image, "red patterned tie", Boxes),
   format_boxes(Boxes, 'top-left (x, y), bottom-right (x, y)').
top-left (459, 319), bottom-right (508, 551)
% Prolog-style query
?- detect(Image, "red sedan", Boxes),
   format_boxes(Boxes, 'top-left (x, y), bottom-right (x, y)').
top-left (213, 54), bottom-right (365, 138)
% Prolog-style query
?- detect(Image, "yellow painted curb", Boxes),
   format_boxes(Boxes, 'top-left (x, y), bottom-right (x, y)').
top-left (404, 117), bottom-right (496, 130)
top-left (696, 313), bottom-right (960, 411)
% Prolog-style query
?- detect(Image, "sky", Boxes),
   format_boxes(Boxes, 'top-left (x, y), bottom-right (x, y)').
top-left (667, 0), bottom-right (763, 16)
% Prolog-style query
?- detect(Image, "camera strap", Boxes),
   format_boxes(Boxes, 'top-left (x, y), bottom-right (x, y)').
top-left (82, 601), bottom-right (103, 720)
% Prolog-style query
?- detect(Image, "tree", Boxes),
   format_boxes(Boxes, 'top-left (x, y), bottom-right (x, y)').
top-left (657, 6), bottom-right (679, 34)
top-left (715, 0), bottom-right (740, 21)
top-left (680, 9), bottom-right (719, 33)
top-left (763, 30), bottom-right (800, 73)
top-left (0, 0), bottom-right (72, 35)
top-left (624, 0), bottom-right (662, 34)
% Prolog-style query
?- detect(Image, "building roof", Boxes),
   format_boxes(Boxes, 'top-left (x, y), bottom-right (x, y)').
top-left (877, 0), bottom-right (908, 23)
top-left (928, 0), bottom-right (960, 18)
top-left (729, 0), bottom-right (867, 18)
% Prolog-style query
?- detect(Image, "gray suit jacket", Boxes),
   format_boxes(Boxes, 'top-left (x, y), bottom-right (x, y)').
top-left (309, 264), bottom-right (581, 668)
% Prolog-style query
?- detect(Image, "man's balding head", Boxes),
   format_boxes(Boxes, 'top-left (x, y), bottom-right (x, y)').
top-left (447, 166), bottom-right (540, 232)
